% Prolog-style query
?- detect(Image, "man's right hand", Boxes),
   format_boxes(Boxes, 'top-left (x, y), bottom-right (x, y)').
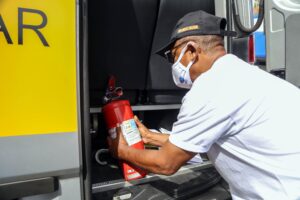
top-left (134, 115), bottom-right (152, 144)
top-left (134, 116), bottom-right (170, 146)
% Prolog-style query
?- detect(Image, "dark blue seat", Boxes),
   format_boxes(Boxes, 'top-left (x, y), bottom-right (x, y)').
top-left (146, 0), bottom-right (215, 104)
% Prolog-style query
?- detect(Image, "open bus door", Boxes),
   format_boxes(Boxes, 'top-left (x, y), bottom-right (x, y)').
top-left (233, 0), bottom-right (300, 86)
top-left (264, 0), bottom-right (300, 86)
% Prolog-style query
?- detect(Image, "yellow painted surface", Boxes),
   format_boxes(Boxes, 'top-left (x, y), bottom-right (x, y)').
top-left (0, 0), bottom-right (78, 136)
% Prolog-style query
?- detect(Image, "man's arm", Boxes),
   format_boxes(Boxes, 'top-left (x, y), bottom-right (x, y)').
top-left (107, 126), bottom-right (196, 175)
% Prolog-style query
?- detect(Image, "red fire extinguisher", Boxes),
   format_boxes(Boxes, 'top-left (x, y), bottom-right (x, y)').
top-left (102, 76), bottom-right (147, 181)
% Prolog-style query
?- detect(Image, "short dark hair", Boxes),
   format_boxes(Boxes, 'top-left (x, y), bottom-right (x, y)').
top-left (175, 35), bottom-right (224, 55)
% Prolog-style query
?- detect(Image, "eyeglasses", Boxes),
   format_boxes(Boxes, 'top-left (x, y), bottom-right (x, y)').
top-left (164, 42), bottom-right (187, 63)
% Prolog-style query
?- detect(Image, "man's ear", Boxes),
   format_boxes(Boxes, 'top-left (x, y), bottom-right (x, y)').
top-left (186, 41), bottom-right (199, 61)
top-left (186, 41), bottom-right (197, 52)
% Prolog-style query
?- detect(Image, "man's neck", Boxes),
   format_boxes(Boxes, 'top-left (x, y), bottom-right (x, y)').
top-left (210, 50), bottom-right (227, 68)
top-left (201, 50), bottom-right (226, 73)
top-left (191, 49), bottom-right (227, 82)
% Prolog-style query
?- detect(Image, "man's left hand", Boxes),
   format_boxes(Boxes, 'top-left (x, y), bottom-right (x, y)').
top-left (107, 124), bottom-right (128, 159)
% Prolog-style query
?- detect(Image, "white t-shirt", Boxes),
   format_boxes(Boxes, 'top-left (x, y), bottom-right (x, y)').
top-left (169, 54), bottom-right (300, 200)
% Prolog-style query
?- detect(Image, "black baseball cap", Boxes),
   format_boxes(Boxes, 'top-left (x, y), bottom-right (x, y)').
top-left (156, 10), bottom-right (236, 59)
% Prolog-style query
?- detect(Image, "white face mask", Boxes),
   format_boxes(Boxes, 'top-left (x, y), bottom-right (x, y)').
top-left (172, 44), bottom-right (194, 89)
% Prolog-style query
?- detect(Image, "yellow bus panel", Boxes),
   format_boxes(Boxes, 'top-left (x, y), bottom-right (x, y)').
top-left (0, 0), bottom-right (78, 136)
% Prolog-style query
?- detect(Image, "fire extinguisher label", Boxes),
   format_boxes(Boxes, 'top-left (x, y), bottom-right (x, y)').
top-left (121, 119), bottom-right (142, 146)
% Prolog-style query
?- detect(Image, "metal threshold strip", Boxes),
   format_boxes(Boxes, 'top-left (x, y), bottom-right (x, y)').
top-left (92, 161), bottom-right (213, 193)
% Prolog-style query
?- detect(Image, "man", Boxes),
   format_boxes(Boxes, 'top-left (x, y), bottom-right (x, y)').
top-left (108, 10), bottom-right (300, 199)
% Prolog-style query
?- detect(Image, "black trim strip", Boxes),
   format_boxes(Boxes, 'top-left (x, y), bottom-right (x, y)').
top-left (0, 177), bottom-right (58, 200)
